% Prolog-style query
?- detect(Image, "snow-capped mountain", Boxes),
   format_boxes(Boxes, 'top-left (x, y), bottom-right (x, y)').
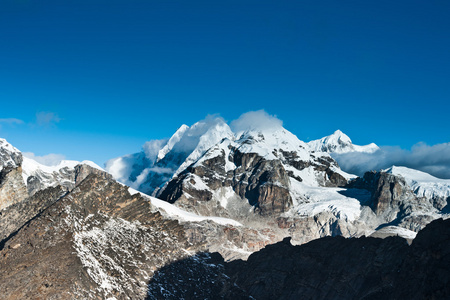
top-left (158, 126), bottom-right (353, 217)
top-left (106, 117), bottom-right (449, 250)
top-left (107, 119), bottom-right (356, 219)
top-left (308, 129), bottom-right (379, 154)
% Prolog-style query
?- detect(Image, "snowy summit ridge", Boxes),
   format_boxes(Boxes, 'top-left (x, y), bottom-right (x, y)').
top-left (105, 114), bottom-right (337, 195)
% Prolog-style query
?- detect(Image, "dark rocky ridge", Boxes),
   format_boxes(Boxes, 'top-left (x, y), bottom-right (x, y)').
top-left (147, 218), bottom-right (450, 299)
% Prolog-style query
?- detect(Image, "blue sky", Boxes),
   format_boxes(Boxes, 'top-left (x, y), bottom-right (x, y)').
top-left (1, 0), bottom-right (449, 168)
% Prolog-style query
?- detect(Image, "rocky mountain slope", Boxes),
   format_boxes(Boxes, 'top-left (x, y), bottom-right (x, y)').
top-left (0, 138), bottom-right (299, 297)
top-left (0, 141), bottom-right (241, 298)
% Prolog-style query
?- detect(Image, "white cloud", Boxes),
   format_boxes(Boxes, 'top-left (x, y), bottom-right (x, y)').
top-left (36, 111), bottom-right (61, 126)
top-left (143, 139), bottom-right (168, 162)
top-left (230, 110), bottom-right (283, 133)
top-left (332, 142), bottom-right (450, 179)
top-left (0, 118), bottom-right (24, 125)
top-left (23, 152), bottom-right (66, 166)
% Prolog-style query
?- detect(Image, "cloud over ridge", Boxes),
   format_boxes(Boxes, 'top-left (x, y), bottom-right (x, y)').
top-left (332, 142), bottom-right (450, 179)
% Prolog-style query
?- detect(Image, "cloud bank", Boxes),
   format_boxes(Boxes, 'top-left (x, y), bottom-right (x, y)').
top-left (23, 152), bottom-right (66, 166)
top-left (332, 142), bottom-right (450, 179)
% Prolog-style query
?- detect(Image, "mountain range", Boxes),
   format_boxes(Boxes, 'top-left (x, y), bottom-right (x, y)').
top-left (0, 118), bottom-right (449, 299)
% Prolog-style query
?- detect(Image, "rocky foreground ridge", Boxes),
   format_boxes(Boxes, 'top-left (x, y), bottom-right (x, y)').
top-left (147, 217), bottom-right (450, 300)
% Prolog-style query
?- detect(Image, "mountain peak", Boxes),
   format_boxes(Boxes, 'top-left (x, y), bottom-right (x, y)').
top-left (308, 130), bottom-right (379, 154)
top-left (328, 130), bottom-right (352, 145)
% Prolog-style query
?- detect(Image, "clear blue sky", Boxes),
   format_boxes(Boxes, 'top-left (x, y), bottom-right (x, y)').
top-left (1, 0), bottom-right (449, 166)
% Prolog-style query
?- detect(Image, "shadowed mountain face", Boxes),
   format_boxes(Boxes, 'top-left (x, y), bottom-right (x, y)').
top-left (146, 218), bottom-right (450, 300)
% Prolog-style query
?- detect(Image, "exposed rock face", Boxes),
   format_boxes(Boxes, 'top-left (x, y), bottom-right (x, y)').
top-left (386, 166), bottom-right (450, 212)
top-left (349, 171), bottom-right (414, 217)
top-left (159, 133), bottom-right (349, 217)
top-left (147, 218), bottom-right (450, 300)
top-left (74, 163), bottom-right (114, 185)
top-left (0, 185), bottom-right (65, 242)
top-left (160, 148), bottom-right (293, 216)
top-left (0, 167), bottom-right (28, 211)
top-left (348, 171), bottom-right (439, 230)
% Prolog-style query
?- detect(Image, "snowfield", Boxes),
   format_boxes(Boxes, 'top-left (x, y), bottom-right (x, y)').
top-left (128, 187), bottom-right (242, 227)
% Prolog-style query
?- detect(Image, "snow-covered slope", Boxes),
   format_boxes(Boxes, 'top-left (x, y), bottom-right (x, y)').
top-left (128, 187), bottom-right (242, 227)
top-left (308, 130), bottom-right (379, 154)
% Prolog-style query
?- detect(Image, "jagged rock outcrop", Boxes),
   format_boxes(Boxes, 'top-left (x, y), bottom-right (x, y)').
top-left (147, 218), bottom-right (450, 300)
top-left (0, 167), bottom-right (28, 211)
top-left (159, 147), bottom-right (294, 216)
top-left (348, 171), bottom-right (439, 231)
top-left (386, 166), bottom-right (450, 212)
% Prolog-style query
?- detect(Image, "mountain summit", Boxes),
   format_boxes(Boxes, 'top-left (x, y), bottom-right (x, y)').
top-left (308, 130), bottom-right (379, 154)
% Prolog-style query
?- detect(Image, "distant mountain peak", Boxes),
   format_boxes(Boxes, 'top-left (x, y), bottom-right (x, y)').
top-left (308, 130), bottom-right (379, 154)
